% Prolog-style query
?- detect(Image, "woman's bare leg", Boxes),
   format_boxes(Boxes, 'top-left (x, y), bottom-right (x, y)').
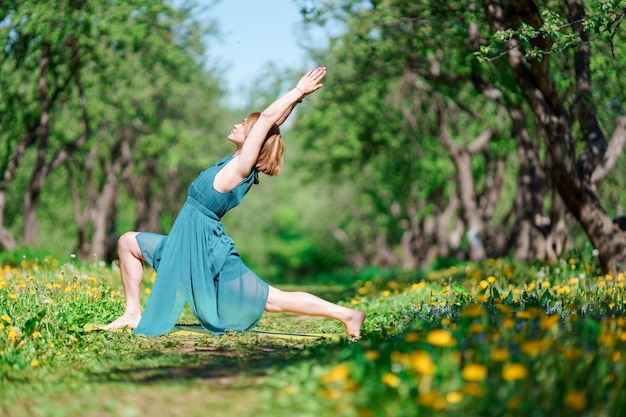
top-left (264, 286), bottom-right (366, 340)
top-left (103, 232), bottom-right (144, 330)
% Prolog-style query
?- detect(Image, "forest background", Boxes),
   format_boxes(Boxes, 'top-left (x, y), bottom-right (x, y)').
top-left (1, 0), bottom-right (626, 283)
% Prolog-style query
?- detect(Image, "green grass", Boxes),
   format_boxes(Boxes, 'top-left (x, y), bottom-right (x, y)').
top-left (2, 250), bottom-right (626, 416)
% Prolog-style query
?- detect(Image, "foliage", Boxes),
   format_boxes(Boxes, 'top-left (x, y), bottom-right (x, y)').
top-left (290, 0), bottom-right (626, 270)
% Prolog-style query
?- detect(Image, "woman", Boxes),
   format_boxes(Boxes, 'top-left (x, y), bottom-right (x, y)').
top-left (105, 67), bottom-right (366, 340)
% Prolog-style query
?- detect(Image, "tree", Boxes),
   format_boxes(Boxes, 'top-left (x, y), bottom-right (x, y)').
top-left (0, 0), bottom-right (226, 260)
top-left (476, 0), bottom-right (626, 273)
top-left (294, 0), bottom-right (626, 272)
top-left (0, 1), bottom-right (90, 249)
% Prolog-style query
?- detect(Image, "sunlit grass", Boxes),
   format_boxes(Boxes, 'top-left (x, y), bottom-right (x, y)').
top-left (259, 255), bottom-right (626, 417)
top-left (2, 250), bottom-right (626, 416)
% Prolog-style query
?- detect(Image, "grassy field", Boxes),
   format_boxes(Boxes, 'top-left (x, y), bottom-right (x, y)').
top-left (2, 249), bottom-right (626, 417)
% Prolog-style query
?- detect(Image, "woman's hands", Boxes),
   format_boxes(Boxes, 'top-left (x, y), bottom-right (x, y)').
top-left (295, 67), bottom-right (326, 97)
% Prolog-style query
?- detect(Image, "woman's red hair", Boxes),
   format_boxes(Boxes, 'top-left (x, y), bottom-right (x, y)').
top-left (243, 112), bottom-right (284, 176)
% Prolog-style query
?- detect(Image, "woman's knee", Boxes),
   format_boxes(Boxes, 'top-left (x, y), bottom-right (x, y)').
top-left (265, 286), bottom-right (285, 313)
top-left (118, 232), bottom-right (141, 256)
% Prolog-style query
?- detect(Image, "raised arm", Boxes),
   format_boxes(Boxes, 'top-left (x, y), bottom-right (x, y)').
top-left (275, 101), bottom-right (298, 127)
top-left (235, 67), bottom-right (326, 176)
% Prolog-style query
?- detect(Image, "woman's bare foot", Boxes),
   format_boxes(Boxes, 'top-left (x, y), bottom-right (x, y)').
top-left (343, 310), bottom-right (366, 341)
top-left (103, 312), bottom-right (141, 330)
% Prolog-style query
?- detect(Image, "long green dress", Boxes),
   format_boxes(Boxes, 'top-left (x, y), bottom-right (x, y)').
top-left (132, 156), bottom-right (269, 336)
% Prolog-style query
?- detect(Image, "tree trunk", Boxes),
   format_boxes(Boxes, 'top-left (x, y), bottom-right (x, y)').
top-left (22, 42), bottom-right (52, 247)
top-left (126, 159), bottom-right (164, 232)
top-left (22, 38), bottom-right (88, 247)
top-left (0, 191), bottom-right (17, 250)
top-left (77, 136), bottom-right (132, 261)
top-left (436, 97), bottom-right (497, 261)
top-left (509, 107), bottom-right (551, 261)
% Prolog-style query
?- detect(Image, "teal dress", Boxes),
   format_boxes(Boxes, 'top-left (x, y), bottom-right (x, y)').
top-left (133, 156), bottom-right (269, 336)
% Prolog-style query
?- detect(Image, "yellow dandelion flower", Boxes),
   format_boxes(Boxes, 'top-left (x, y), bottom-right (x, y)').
top-left (516, 310), bottom-right (533, 320)
top-left (410, 351), bottom-right (436, 375)
top-left (144, 288), bottom-right (151, 295)
top-left (0, 323), bottom-right (4, 329)
top-left (520, 340), bottom-right (549, 357)
top-left (319, 388), bottom-right (342, 400)
top-left (417, 391), bottom-right (446, 410)
top-left (390, 350), bottom-right (409, 365)
top-left (31, 359), bottom-right (40, 367)
top-left (467, 323), bottom-right (484, 334)
top-left (9, 293), bottom-right (17, 299)
top-left (490, 347), bottom-right (510, 362)
top-left (507, 395), bottom-right (524, 410)
top-left (478, 280), bottom-right (489, 289)
top-left (563, 347), bottom-right (583, 360)
top-left (365, 350), bottom-right (380, 361)
top-left (461, 303), bottom-right (483, 317)
top-left (568, 258), bottom-right (576, 265)
top-left (426, 329), bottom-right (456, 347)
top-left (462, 363), bottom-right (488, 381)
top-left (496, 304), bottom-right (513, 314)
top-left (502, 363), bottom-right (528, 381)
top-left (558, 286), bottom-right (571, 294)
top-left (404, 332), bottom-right (419, 343)
top-left (445, 391), bottom-right (463, 404)
top-left (598, 331), bottom-right (616, 347)
top-left (569, 278), bottom-right (579, 285)
top-left (8, 327), bottom-right (19, 341)
top-left (487, 276), bottom-right (496, 284)
top-left (463, 382), bottom-right (485, 398)
top-left (540, 314), bottom-right (560, 331)
top-left (320, 364), bottom-right (350, 384)
top-left (502, 318), bottom-right (516, 329)
top-left (1, 314), bottom-right (12, 324)
top-left (381, 372), bottom-right (401, 388)
top-left (564, 390), bottom-right (587, 411)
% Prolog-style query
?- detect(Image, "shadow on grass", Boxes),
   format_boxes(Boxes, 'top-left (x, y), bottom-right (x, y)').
top-left (85, 327), bottom-right (343, 386)
top-left (84, 283), bottom-right (363, 386)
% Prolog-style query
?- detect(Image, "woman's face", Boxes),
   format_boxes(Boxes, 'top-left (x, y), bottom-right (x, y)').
top-left (228, 119), bottom-right (246, 145)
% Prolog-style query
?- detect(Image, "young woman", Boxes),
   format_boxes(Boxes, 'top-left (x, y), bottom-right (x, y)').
top-left (105, 67), bottom-right (366, 340)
